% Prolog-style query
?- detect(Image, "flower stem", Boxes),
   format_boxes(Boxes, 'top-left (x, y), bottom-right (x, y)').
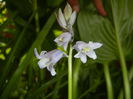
top-left (68, 44), bottom-right (73, 99)
top-left (115, 31), bottom-right (131, 99)
top-left (73, 59), bottom-right (81, 99)
top-left (103, 63), bottom-right (114, 99)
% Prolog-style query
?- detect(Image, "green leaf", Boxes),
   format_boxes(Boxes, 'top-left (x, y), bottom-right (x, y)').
top-left (77, 11), bottom-right (117, 62)
top-left (77, 0), bottom-right (133, 62)
top-left (1, 13), bottom-right (56, 99)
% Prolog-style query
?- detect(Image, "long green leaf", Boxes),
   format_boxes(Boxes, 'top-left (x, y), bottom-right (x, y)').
top-left (0, 12), bottom-right (36, 86)
top-left (1, 13), bottom-right (56, 99)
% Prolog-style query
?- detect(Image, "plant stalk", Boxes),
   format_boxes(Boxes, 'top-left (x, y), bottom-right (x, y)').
top-left (68, 44), bottom-right (73, 99)
top-left (103, 63), bottom-right (114, 99)
top-left (33, 0), bottom-right (40, 33)
top-left (111, 0), bottom-right (131, 98)
top-left (115, 31), bottom-right (131, 99)
top-left (118, 64), bottom-right (133, 99)
top-left (73, 59), bottom-right (81, 99)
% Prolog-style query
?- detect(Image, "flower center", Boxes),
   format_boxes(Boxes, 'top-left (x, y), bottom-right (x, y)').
top-left (82, 47), bottom-right (90, 53)
top-left (59, 37), bottom-right (64, 42)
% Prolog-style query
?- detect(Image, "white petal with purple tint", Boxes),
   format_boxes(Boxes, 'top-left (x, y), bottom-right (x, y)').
top-left (34, 48), bottom-right (64, 76)
top-left (54, 32), bottom-right (72, 50)
top-left (73, 41), bottom-right (102, 63)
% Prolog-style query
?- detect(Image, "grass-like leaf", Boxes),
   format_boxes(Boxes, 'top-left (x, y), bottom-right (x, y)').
top-left (1, 12), bottom-right (56, 99)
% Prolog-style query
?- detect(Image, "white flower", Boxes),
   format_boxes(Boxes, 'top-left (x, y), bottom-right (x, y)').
top-left (56, 3), bottom-right (77, 30)
top-left (34, 48), bottom-right (64, 76)
top-left (73, 41), bottom-right (103, 63)
top-left (54, 32), bottom-right (72, 50)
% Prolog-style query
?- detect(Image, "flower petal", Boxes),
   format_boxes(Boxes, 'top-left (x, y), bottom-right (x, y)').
top-left (74, 51), bottom-right (82, 58)
top-left (40, 51), bottom-right (47, 57)
top-left (51, 68), bottom-right (56, 76)
top-left (54, 37), bottom-right (62, 46)
top-left (74, 51), bottom-right (87, 63)
top-left (57, 9), bottom-right (67, 29)
top-left (34, 48), bottom-right (40, 59)
top-left (63, 42), bottom-right (68, 50)
top-left (64, 3), bottom-right (72, 21)
top-left (49, 49), bottom-right (64, 64)
top-left (73, 41), bottom-right (87, 51)
top-left (80, 54), bottom-right (87, 63)
top-left (34, 48), bottom-right (47, 59)
top-left (69, 11), bottom-right (77, 26)
top-left (88, 41), bottom-right (103, 49)
top-left (86, 50), bottom-right (97, 60)
top-left (47, 65), bottom-right (56, 76)
top-left (34, 48), bottom-right (44, 59)
top-left (54, 32), bottom-right (71, 42)
top-left (38, 58), bottom-right (50, 69)
top-left (54, 33), bottom-right (72, 50)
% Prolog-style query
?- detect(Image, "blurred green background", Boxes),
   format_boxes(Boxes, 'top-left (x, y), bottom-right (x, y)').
top-left (0, 0), bottom-right (133, 99)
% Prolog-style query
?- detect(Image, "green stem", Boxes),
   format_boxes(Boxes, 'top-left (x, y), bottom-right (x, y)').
top-left (33, 0), bottom-right (40, 33)
top-left (68, 44), bottom-right (73, 99)
top-left (111, 0), bottom-right (131, 98)
top-left (118, 90), bottom-right (124, 99)
top-left (103, 63), bottom-right (114, 99)
top-left (118, 64), bottom-right (133, 99)
top-left (73, 59), bottom-right (81, 99)
top-left (115, 31), bottom-right (131, 99)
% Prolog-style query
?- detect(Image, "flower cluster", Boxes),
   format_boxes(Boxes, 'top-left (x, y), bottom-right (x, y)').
top-left (56, 3), bottom-right (76, 34)
top-left (34, 3), bottom-right (102, 76)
